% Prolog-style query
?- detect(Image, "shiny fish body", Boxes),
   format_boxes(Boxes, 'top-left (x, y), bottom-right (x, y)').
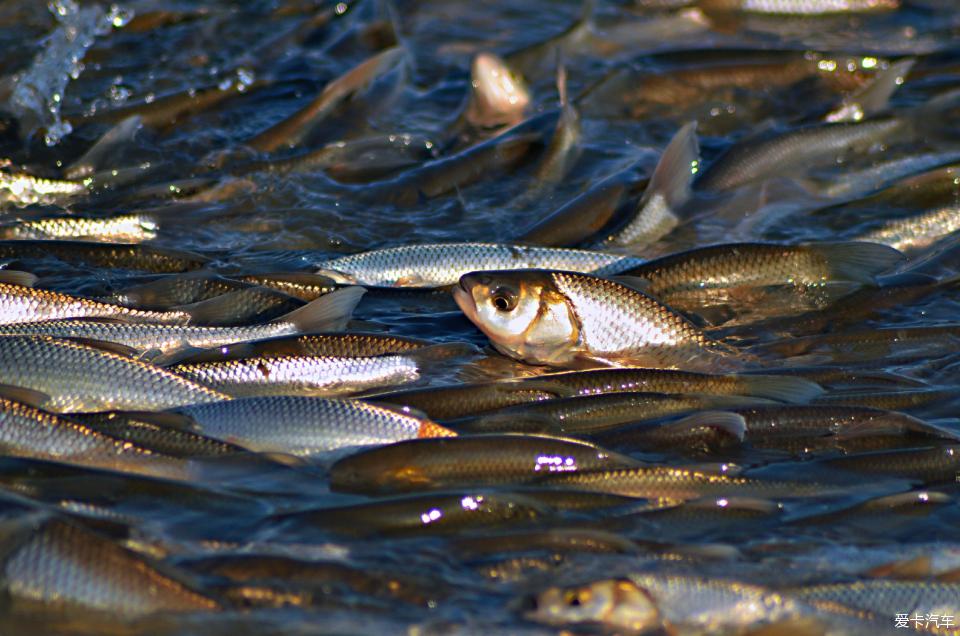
top-left (174, 396), bottom-right (455, 456)
top-left (171, 354), bottom-right (420, 397)
top-left (0, 213), bottom-right (159, 243)
top-left (0, 283), bottom-right (192, 325)
top-left (0, 335), bottom-right (229, 412)
top-left (191, 332), bottom-right (440, 360)
top-left (316, 243), bottom-right (642, 288)
top-left (854, 206), bottom-right (960, 253)
top-left (4, 518), bottom-right (218, 617)
top-left (624, 242), bottom-right (902, 297)
top-left (455, 270), bottom-right (735, 370)
top-left (0, 397), bottom-right (190, 479)
top-left (235, 272), bottom-right (337, 302)
top-left (0, 170), bottom-right (87, 207)
top-left (0, 319), bottom-right (302, 355)
top-left (735, 0), bottom-right (899, 14)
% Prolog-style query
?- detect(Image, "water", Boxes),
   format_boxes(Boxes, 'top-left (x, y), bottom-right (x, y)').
top-left (1, 0), bottom-right (960, 633)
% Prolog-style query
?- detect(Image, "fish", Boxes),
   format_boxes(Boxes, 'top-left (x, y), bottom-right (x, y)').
top-left (171, 396), bottom-right (455, 457)
top-left (541, 462), bottom-right (845, 500)
top-left (601, 121), bottom-right (699, 249)
top-left (0, 286), bottom-right (365, 355)
top-left (791, 580), bottom-right (960, 624)
top-left (75, 411), bottom-right (249, 458)
top-left (170, 353), bottom-right (421, 398)
top-left (168, 331), bottom-right (467, 363)
top-left (369, 380), bottom-right (569, 420)
top-left (242, 134), bottom-right (438, 183)
top-left (0, 164), bottom-right (88, 207)
top-left (246, 46), bottom-right (406, 153)
top-left (530, 64), bottom-right (582, 191)
top-left (700, 0), bottom-right (899, 16)
top-left (509, 367), bottom-right (824, 402)
top-left (182, 553), bottom-right (438, 606)
top-left (0, 395), bottom-right (192, 479)
top-left (462, 52), bottom-right (530, 131)
top-left (3, 518), bottom-right (219, 618)
top-left (621, 241), bottom-right (903, 311)
top-left (315, 243), bottom-right (641, 287)
top-left (526, 573), bottom-right (894, 635)
top-left (234, 272), bottom-right (338, 302)
top-left (696, 118), bottom-right (907, 191)
top-left (853, 206), bottom-right (960, 254)
top-left (454, 269), bottom-right (741, 370)
top-left (0, 213), bottom-right (159, 243)
top-left (0, 335), bottom-right (229, 412)
top-left (0, 240), bottom-right (208, 272)
top-left (515, 164), bottom-right (638, 247)
top-left (104, 272), bottom-right (302, 316)
top-left (328, 433), bottom-right (642, 495)
top-left (450, 392), bottom-right (771, 435)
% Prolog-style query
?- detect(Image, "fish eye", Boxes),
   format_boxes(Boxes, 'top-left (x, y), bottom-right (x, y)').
top-left (491, 287), bottom-right (518, 312)
top-left (564, 590), bottom-right (590, 607)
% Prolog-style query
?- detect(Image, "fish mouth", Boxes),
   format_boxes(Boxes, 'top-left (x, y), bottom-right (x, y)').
top-left (452, 283), bottom-right (475, 316)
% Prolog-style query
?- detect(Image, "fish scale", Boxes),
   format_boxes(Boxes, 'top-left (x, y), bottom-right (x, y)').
top-left (0, 335), bottom-right (228, 412)
top-left (551, 271), bottom-right (714, 367)
top-left (172, 354), bottom-right (420, 397)
top-left (316, 243), bottom-right (642, 287)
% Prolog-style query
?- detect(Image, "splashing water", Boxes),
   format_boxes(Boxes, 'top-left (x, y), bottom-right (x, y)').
top-left (9, 0), bottom-right (132, 146)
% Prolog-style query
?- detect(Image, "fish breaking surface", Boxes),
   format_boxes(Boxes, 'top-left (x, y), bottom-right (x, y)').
top-left (0, 0), bottom-right (959, 634)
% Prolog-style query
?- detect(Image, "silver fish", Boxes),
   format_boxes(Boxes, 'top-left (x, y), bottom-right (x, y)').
top-left (173, 396), bottom-right (455, 457)
top-left (315, 243), bottom-right (642, 288)
top-left (0, 335), bottom-right (229, 412)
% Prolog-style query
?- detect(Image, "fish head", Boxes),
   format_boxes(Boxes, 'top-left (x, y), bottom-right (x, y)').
top-left (466, 53), bottom-right (530, 129)
top-left (526, 578), bottom-right (659, 634)
top-left (454, 270), bottom-right (579, 366)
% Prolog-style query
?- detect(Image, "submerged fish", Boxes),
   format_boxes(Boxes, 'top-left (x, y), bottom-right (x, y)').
top-left (3, 518), bottom-right (219, 618)
top-left (328, 433), bottom-right (642, 494)
top-left (315, 243), bottom-right (641, 288)
top-left (454, 269), bottom-right (740, 370)
top-left (0, 240), bottom-right (208, 272)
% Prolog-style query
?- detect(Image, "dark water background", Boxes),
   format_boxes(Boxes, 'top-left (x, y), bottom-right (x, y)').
top-left (2, 0), bottom-right (960, 633)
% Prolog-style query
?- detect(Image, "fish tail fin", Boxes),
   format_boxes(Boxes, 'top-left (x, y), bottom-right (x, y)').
top-left (270, 286), bottom-right (366, 332)
top-left (826, 58), bottom-right (915, 123)
top-left (645, 121), bottom-right (699, 212)
top-left (0, 270), bottom-right (38, 287)
top-left (812, 241), bottom-right (905, 284)
top-left (737, 374), bottom-right (825, 403)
